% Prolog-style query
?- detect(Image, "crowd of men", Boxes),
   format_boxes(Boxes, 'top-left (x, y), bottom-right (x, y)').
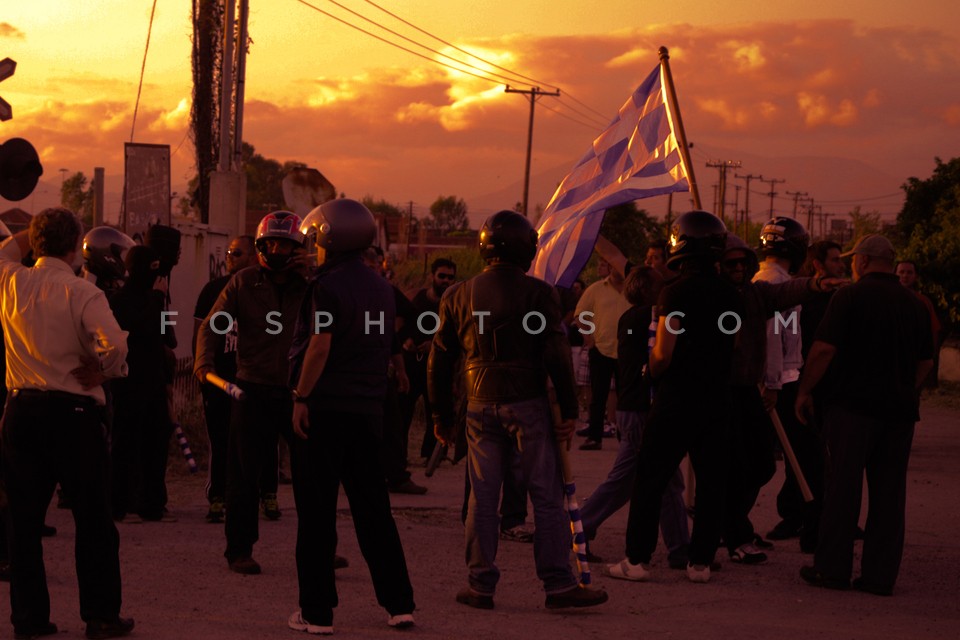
top-left (0, 202), bottom-right (939, 638)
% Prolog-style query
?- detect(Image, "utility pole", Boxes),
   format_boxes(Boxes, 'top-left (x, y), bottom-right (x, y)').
top-left (758, 176), bottom-right (785, 218)
top-left (705, 160), bottom-right (741, 222)
top-left (232, 0), bottom-right (250, 168)
top-left (732, 184), bottom-right (741, 236)
top-left (804, 199), bottom-right (816, 233)
top-left (785, 190), bottom-right (808, 219)
top-left (734, 173), bottom-right (762, 239)
top-left (505, 86), bottom-right (560, 217)
top-left (821, 211), bottom-right (834, 240)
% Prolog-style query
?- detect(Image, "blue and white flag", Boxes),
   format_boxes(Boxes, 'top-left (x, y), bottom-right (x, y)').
top-left (532, 64), bottom-right (690, 287)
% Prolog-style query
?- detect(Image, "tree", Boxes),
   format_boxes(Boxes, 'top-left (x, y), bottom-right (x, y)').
top-left (895, 157), bottom-right (960, 326)
top-left (362, 198), bottom-right (403, 219)
top-left (597, 201), bottom-right (664, 262)
top-left (61, 171), bottom-right (93, 225)
top-left (428, 195), bottom-right (469, 234)
top-left (847, 206), bottom-right (882, 248)
top-left (190, 0), bottom-right (224, 223)
top-left (894, 157), bottom-right (960, 245)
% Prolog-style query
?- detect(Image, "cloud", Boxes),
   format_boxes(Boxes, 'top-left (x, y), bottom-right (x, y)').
top-left (942, 104), bottom-right (960, 126)
top-left (7, 19), bottom-right (959, 214)
top-left (0, 23), bottom-right (25, 39)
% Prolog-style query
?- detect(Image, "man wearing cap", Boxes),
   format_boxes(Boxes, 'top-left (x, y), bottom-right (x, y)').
top-left (796, 234), bottom-right (933, 596)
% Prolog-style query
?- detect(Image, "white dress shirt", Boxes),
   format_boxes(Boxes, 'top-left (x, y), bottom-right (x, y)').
top-left (0, 239), bottom-right (128, 404)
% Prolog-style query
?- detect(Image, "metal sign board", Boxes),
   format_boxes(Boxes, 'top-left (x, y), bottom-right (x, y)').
top-left (123, 142), bottom-right (170, 242)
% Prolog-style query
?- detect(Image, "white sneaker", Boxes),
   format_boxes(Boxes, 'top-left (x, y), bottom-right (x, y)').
top-left (687, 563), bottom-right (711, 583)
top-left (288, 610), bottom-right (333, 635)
top-left (387, 613), bottom-right (415, 629)
top-left (606, 558), bottom-right (651, 581)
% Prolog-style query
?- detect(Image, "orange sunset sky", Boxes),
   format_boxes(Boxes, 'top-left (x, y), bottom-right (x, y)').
top-left (2, 0), bottom-right (958, 226)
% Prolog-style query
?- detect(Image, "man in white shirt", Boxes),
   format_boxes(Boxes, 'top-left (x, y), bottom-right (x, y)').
top-left (0, 208), bottom-right (134, 640)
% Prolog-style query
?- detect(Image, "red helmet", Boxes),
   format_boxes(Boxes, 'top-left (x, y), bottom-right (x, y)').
top-left (255, 211), bottom-right (305, 271)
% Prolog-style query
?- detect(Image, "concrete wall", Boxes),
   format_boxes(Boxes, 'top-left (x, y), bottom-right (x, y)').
top-left (166, 221), bottom-right (231, 360)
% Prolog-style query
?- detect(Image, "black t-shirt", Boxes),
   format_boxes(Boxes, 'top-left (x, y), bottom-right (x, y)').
top-left (815, 272), bottom-right (933, 421)
top-left (655, 270), bottom-right (742, 402)
top-left (194, 274), bottom-right (238, 380)
top-left (617, 304), bottom-right (655, 412)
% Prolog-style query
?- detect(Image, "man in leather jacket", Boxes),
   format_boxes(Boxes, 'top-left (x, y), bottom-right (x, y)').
top-left (428, 210), bottom-right (607, 611)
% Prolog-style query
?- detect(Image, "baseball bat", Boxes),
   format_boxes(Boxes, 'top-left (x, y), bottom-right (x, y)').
top-left (425, 441), bottom-right (448, 478)
top-left (764, 392), bottom-right (814, 503)
top-left (205, 372), bottom-right (245, 401)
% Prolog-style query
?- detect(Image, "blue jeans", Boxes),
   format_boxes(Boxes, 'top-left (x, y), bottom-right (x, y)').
top-left (580, 410), bottom-right (690, 554)
top-left (464, 397), bottom-right (578, 595)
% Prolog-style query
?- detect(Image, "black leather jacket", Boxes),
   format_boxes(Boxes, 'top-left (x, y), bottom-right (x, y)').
top-left (427, 262), bottom-right (577, 433)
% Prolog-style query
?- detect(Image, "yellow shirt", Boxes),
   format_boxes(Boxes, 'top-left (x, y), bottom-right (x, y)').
top-left (574, 278), bottom-right (631, 359)
top-left (0, 244), bottom-right (128, 405)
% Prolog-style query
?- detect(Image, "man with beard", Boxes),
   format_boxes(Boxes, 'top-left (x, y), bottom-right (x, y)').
top-left (399, 258), bottom-right (457, 464)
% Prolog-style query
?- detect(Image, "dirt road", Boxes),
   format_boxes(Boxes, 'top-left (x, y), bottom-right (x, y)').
top-left (3, 401), bottom-right (958, 639)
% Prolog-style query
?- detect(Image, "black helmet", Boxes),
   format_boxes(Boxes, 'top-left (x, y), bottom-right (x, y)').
top-left (256, 210), bottom-right (306, 271)
top-left (82, 226), bottom-right (137, 281)
top-left (758, 217), bottom-right (809, 274)
top-left (478, 210), bottom-right (538, 270)
top-left (301, 199), bottom-right (376, 254)
top-left (667, 210), bottom-right (727, 271)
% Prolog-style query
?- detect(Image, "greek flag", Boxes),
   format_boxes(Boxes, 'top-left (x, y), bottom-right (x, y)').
top-left (532, 64), bottom-right (690, 287)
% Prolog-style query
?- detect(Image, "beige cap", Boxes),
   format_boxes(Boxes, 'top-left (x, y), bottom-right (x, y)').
top-left (841, 234), bottom-right (895, 261)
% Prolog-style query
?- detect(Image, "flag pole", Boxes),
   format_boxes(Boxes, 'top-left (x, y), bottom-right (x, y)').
top-left (658, 46), bottom-right (701, 210)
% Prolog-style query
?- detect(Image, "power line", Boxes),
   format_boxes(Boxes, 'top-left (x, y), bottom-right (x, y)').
top-left (538, 100), bottom-right (601, 130)
top-left (315, 0), bottom-right (538, 89)
top-left (292, 0), bottom-right (523, 87)
top-left (360, 0), bottom-right (556, 91)
top-left (131, 0), bottom-right (158, 142)
top-left (546, 96), bottom-right (608, 129)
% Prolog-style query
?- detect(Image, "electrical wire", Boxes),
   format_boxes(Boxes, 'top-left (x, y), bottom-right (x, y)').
top-left (130, 0), bottom-right (158, 142)
top-left (547, 96), bottom-right (608, 129)
top-left (293, 0), bottom-right (534, 86)
top-left (360, 0), bottom-right (558, 91)
top-left (336, 0), bottom-right (610, 125)
top-left (301, 0), bottom-right (535, 88)
top-left (538, 100), bottom-right (602, 130)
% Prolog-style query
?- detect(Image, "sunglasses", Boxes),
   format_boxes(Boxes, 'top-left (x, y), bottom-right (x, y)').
top-left (226, 249), bottom-right (245, 257)
top-left (723, 257), bottom-right (750, 268)
top-left (435, 273), bottom-right (455, 281)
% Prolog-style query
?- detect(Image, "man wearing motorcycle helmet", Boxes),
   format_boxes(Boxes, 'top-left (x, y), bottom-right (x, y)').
top-left (194, 211), bottom-right (310, 576)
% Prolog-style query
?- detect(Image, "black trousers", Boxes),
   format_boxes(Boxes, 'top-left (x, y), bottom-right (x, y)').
top-left (625, 393), bottom-right (729, 566)
top-left (291, 409), bottom-right (414, 625)
top-left (399, 354), bottom-right (435, 459)
top-left (111, 382), bottom-right (170, 520)
top-left (200, 382), bottom-right (231, 501)
top-left (722, 385), bottom-right (776, 550)
top-left (815, 404), bottom-right (914, 588)
top-left (587, 349), bottom-right (618, 442)
top-left (380, 376), bottom-right (411, 487)
top-left (1, 391), bottom-right (122, 632)
top-left (224, 381), bottom-right (290, 561)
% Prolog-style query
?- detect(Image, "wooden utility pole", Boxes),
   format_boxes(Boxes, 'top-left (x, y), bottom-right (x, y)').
top-left (758, 176), bottom-right (786, 218)
top-left (706, 160), bottom-right (741, 222)
top-left (505, 86), bottom-right (560, 217)
top-left (786, 190), bottom-right (808, 219)
top-left (734, 173), bottom-right (762, 239)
